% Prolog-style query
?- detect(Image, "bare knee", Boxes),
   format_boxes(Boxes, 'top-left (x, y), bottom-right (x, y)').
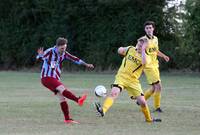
top-left (56, 85), bottom-right (65, 93)
top-left (151, 85), bottom-right (156, 92)
top-left (56, 92), bottom-right (65, 102)
top-left (110, 87), bottom-right (121, 99)
top-left (137, 96), bottom-right (147, 107)
top-left (155, 83), bottom-right (162, 91)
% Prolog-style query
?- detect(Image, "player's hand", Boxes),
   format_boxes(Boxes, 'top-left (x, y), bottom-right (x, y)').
top-left (163, 55), bottom-right (170, 62)
top-left (37, 47), bottom-right (44, 55)
top-left (86, 64), bottom-right (94, 69)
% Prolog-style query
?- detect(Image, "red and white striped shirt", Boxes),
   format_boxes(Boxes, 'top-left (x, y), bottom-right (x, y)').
top-left (36, 46), bottom-right (84, 80)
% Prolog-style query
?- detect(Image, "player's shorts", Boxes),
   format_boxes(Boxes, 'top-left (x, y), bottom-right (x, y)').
top-left (144, 67), bottom-right (161, 85)
top-left (41, 77), bottom-right (63, 94)
top-left (112, 75), bottom-right (143, 98)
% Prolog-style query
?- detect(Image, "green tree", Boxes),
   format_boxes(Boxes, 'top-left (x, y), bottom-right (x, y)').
top-left (0, 0), bottom-right (180, 71)
top-left (184, 0), bottom-right (200, 70)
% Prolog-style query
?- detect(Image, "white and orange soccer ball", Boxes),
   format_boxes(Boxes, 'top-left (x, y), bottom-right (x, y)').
top-left (94, 85), bottom-right (107, 97)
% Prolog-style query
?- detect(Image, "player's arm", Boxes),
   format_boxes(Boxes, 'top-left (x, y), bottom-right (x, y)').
top-left (117, 47), bottom-right (129, 56)
top-left (157, 50), bottom-right (170, 62)
top-left (141, 42), bottom-right (148, 65)
top-left (64, 52), bottom-right (94, 69)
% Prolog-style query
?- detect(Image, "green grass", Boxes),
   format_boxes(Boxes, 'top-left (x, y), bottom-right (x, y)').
top-left (0, 71), bottom-right (200, 135)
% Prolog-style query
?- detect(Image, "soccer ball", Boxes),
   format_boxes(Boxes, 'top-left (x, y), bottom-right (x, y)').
top-left (94, 85), bottom-right (107, 97)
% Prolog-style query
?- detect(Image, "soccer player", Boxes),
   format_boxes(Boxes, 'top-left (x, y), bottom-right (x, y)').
top-left (95, 37), bottom-right (161, 122)
top-left (141, 21), bottom-right (170, 112)
top-left (36, 37), bottom-right (94, 124)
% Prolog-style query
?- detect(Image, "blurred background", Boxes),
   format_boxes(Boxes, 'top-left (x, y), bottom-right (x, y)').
top-left (0, 0), bottom-right (199, 71)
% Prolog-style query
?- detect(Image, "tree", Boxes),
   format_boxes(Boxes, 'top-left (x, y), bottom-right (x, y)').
top-left (180, 0), bottom-right (200, 70)
top-left (1, 0), bottom-right (184, 71)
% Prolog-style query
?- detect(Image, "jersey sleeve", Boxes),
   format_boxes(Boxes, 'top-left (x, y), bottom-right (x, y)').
top-left (64, 52), bottom-right (84, 65)
top-left (124, 46), bottom-right (134, 56)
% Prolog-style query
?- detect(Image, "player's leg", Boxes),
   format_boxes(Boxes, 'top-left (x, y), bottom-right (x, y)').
top-left (127, 82), bottom-right (153, 122)
top-left (95, 76), bottom-right (124, 117)
top-left (137, 95), bottom-right (161, 122)
top-left (144, 85), bottom-right (155, 100)
top-left (56, 85), bottom-right (87, 106)
top-left (41, 77), bottom-right (87, 106)
top-left (128, 81), bottom-right (161, 122)
top-left (150, 67), bottom-right (162, 112)
top-left (41, 77), bottom-right (80, 123)
top-left (57, 93), bottom-right (69, 120)
top-left (153, 82), bottom-right (162, 112)
top-left (143, 69), bottom-right (155, 100)
top-left (144, 67), bottom-right (163, 112)
top-left (56, 85), bottom-right (78, 102)
top-left (56, 93), bottom-right (79, 124)
top-left (95, 85), bottom-right (121, 117)
top-left (137, 95), bottom-right (152, 122)
top-left (136, 86), bottom-right (155, 105)
top-left (103, 85), bottom-right (121, 113)
top-left (41, 77), bottom-right (78, 101)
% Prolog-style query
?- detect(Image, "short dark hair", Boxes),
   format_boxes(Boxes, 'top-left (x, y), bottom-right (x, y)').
top-left (56, 37), bottom-right (68, 46)
top-left (144, 21), bottom-right (155, 28)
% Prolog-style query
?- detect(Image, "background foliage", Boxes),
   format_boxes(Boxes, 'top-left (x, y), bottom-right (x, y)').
top-left (0, 0), bottom-right (199, 71)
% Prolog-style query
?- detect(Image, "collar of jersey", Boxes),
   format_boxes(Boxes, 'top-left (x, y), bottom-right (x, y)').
top-left (53, 46), bottom-right (59, 54)
top-left (145, 34), bottom-right (154, 39)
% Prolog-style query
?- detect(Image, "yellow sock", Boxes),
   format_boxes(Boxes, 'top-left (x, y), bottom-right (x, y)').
top-left (154, 91), bottom-right (161, 109)
top-left (102, 97), bottom-right (114, 113)
top-left (141, 105), bottom-right (152, 122)
top-left (144, 89), bottom-right (153, 100)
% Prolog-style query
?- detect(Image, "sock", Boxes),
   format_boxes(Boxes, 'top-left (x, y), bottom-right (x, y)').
top-left (102, 97), bottom-right (114, 114)
top-left (60, 101), bottom-right (70, 120)
top-left (141, 105), bottom-right (152, 122)
top-left (154, 91), bottom-right (161, 109)
top-left (144, 89), bottom-right (153, 100)
top-left (62, 90), bottom-right (79, 102)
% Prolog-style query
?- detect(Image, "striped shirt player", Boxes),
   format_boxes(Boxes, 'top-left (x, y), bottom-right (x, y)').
top-left (37, 46), bottom-right (86, 80)
top-left (36, 37), bottom-right (94, 124)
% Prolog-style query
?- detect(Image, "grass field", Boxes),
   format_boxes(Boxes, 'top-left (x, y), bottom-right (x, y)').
top-left (0, 71), bottom-right (200, 135)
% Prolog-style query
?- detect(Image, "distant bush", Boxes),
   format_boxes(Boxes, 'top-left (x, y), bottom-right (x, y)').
top-left (0, 0), bottom-right (199, 71)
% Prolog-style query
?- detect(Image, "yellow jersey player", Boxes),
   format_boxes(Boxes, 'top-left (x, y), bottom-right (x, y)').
top-left (95, 37), bottom-right (161, 122)
top-left (141, 21), bottom-right (170, 112)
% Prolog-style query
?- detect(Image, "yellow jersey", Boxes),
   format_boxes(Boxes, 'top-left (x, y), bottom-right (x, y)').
top-left (116, 46), bottom-right (149, 81)
top-left (143, 35), bottom-right (159, 68)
